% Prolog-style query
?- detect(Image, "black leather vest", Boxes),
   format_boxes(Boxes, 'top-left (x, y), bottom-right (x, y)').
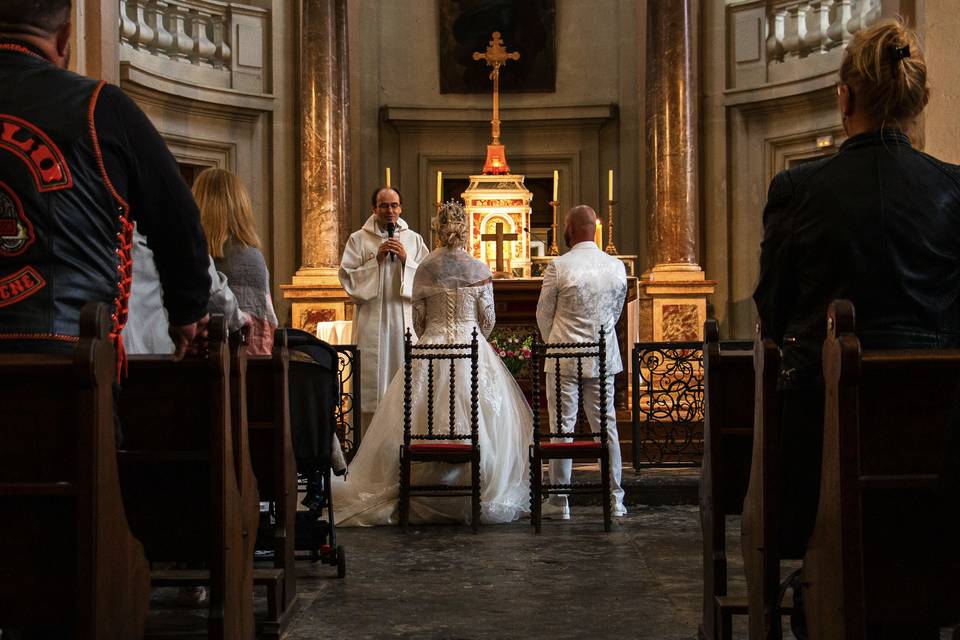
top-left (0, 43), bottom-right (128, 348)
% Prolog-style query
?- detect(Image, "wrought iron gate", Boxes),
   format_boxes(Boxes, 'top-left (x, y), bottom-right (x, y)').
top-left (333, 345), bottom-right (361, 461)
top-left (631, 341), bottom-right (705, 468)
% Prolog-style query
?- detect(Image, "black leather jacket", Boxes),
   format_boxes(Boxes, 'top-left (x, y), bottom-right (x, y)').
top-left (754, 130), bottom-right (960, 389)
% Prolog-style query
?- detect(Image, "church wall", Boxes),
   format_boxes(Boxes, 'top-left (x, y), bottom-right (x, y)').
top-left (918, 0), bottom-right (960, 163)
top-left (350, 0), bottom-right (644, 258)
top-left (71, 0), bottom-right (119, 84)
top-left (377, 1), bottom-right (621, 108)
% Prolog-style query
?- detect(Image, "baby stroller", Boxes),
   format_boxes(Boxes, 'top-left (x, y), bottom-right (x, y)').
top-left (284, 328), bottom-right (347, 578)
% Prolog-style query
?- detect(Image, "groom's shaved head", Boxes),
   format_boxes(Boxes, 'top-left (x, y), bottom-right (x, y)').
top-left (566, 205), bottom-right (598, 232)
top-left (563, 205), bottom-right (598, 248)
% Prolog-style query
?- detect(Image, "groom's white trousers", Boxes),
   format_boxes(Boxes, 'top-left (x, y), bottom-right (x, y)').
top-left (545, 373), bottom-right (625, 507)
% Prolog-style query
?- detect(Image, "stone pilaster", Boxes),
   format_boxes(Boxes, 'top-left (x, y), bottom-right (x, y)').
top-left (281, 0), bottom-right (353, 334)
top-left (640, 0), bottom-right (715, 342)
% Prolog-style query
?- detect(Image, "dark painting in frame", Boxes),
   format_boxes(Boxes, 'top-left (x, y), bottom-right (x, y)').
top-left (438, 0), bottom-right (556, 94)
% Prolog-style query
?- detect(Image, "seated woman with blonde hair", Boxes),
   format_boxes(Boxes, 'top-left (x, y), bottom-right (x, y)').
top-left (745, 17), bottom-right (960, 639)
top-left (194, 168), bottom-right (279, 355)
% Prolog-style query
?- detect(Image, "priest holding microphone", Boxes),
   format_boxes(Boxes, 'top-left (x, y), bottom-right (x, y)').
top-left (339, 186), bottom-right (429, 435)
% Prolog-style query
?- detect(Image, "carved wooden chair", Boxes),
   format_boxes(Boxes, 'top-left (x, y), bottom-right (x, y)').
top-left (529, 329), bottom-right (612, 533)
top-left (398, 327), bottom-right (481, 533)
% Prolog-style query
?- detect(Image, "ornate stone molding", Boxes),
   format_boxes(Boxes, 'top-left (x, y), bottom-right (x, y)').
top-left (382, 104), bottom-right (616, 126)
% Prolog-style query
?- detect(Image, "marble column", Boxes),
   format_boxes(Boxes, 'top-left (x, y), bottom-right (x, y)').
top-left (639, 0), bottom-right (715, 342)
top-left (281, 0), bottom-right (354, 334)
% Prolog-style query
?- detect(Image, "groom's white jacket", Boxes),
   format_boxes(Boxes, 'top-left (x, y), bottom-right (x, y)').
top-left (536, 241), bottom-right (627, 378)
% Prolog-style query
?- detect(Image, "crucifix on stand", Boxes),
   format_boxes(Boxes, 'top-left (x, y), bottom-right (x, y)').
top-left (481, 222), bottom-right (518, 278)
top-left (472, 32), bottom-right (520, 174)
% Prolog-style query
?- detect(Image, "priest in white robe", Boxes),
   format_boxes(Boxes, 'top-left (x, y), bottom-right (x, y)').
top-left (339, 187), bottom-right (429, 433)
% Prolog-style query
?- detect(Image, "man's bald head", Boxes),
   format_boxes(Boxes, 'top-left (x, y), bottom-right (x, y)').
top-left (0, 0), bottom-right (72, 69)
top-left (563, 205), bottom-right (598, 248)
top-left (0, 0), bottom-right (71, 36)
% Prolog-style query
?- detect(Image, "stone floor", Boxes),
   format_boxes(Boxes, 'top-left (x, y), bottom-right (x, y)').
top-left (143, 463), bottom-right (957, 639)
top-left (143, 467), bottom-right (772, 639)
top-left (282, 505), bottom-right (758, 640)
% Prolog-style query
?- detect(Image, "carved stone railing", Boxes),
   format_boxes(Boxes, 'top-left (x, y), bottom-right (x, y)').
top-left (120, 0), bottom-right (231, 67)
top-left (766, 0), bottom-right (881, 62)
top-left (118, 0), bottom-right (270, 99)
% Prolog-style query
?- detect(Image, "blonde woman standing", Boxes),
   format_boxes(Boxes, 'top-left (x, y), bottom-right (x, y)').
top-left (194, 168), bottom-right (278, 355)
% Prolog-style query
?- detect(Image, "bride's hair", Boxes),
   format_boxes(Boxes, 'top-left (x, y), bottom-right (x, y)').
top-left (433, 200), bottom-right (468, 249)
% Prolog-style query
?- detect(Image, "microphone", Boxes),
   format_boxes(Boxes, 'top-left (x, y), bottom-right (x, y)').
top-left (386, 222), bottom-right (396, 262)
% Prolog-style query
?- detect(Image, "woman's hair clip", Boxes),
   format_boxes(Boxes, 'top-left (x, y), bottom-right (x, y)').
top-left (891, 45), bottom-right (910, 61)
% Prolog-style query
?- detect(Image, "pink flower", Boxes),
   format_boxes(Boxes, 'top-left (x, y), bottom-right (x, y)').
top-left (507, 351), bottom-right (515, 357)
top-left (498, 350), bottom-right (506, 357)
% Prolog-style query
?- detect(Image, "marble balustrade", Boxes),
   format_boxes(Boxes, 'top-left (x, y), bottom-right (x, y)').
top-left (766, 0), bottom-right (882, 63)
top-left (119, 0), bottom-right (232, 69)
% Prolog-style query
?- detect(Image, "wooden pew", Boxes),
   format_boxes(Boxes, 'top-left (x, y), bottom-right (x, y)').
top-left (742, 322), bottom-right (798, 640)
top-left (245, 330), bottom-right (300, 638)
top-left (699, 320), bottom-right (755, 640)
top-left (0, 303), bottom-right (150, 639)
top-left (117, 316), bottom-right (258, 640)
top-left (804, 300), bottom-right (960, 638)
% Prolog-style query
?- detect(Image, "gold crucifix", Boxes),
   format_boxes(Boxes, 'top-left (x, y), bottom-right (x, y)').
top-left (472, 32), bottom-right (519, 147)
top-left (480, 222), bottom-right (518, 278)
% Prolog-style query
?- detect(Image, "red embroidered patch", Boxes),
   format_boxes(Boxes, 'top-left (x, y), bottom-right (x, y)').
top-left (0, 265), bottom-right (45, 308)
top-left (0, 114), bottom-right (72, 192)
top-left (0, 181), bottom-right (34, 257)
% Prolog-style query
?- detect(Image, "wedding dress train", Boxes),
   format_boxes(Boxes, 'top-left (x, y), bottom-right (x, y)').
top-left (333, 249), bottom-right (531, 526)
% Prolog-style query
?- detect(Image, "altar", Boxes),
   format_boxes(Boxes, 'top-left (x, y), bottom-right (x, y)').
top-left (281, 29), bottom-right (709, 469)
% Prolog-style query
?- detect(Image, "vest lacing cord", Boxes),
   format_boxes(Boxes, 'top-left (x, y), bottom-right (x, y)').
top-left (88, 80), bottom-right (133, 381)
top-left (108, 209), bottom-right (134, 380)
top-left (0, 43), bottom-right (45, 61)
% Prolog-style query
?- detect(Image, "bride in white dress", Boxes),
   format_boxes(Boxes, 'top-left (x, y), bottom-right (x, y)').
top-left (333, 202), bottom-right (532, 526)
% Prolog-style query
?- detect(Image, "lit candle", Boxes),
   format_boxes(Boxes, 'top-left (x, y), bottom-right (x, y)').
top-left (595, 220), bottom-right (603, 248)
top-left (386, 167), bottom-right (391, 188)
top-left (436, 171), bottom-right (443, 203)
top-left (608, 169), bottom-right (614, 201)
top-left (552, 170), bottom-right (558, 201)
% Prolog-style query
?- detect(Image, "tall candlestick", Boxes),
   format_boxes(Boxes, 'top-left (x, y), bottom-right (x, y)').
top-left (605, 199), bottom-right (619, 255)
top-left (548, 198), bottom-right (560, 255)
top-left (552, 170), bottom-right (558, 201)
top-left (595, 220), bottom-right (603, 248)
top-left (386, 167), bottom-right (391, 188)
top-left (608, 169), bottom-right (614, 201)
top-left (436, 171), bottom-right (443, 203)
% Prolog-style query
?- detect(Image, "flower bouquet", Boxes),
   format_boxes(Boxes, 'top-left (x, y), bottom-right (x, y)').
top-left (490, 335), bottom-right (533, 376)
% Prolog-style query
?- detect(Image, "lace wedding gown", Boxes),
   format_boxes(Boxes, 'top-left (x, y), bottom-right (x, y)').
top-left (333, 272), bottom-right (532, 526)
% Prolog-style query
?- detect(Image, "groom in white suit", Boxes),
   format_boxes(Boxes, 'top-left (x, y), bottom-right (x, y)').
top-left (536, 205), bottom-right (628, 519)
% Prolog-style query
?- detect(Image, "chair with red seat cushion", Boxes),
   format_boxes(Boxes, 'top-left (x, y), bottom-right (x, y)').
top-left (529, 329), bottom-right (612, 533)
top-left (398, 328), bottom-right (481, 533)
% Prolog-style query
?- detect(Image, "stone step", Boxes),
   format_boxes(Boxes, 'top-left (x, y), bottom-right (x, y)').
top-left (564, 464), bottom-right (700, 507)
